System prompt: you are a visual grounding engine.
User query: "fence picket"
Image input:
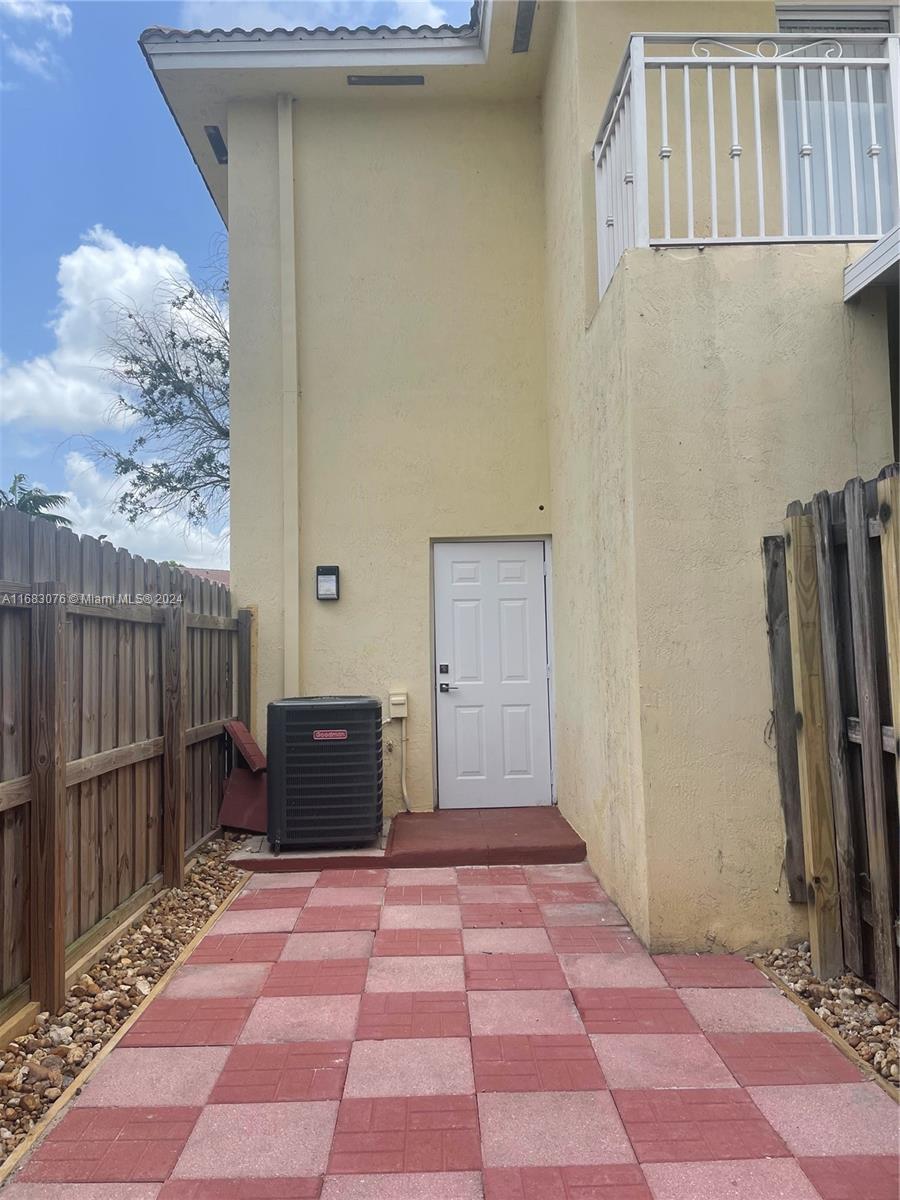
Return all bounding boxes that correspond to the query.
[845,478,898,1001]
[811,490,864,976]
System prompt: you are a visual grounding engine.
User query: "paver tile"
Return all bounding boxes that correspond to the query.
[456,867,528,886]
[528,884,608,904]
[540,903,627,927]
[384,886,459,905]
[747,1083,899,1156]
[231,889,312,910]
[172,1102,338,1178]
[214,909,302,935]
[612,1088,790,1163]
[464,954,566,990]
[478,1090,634,1166]
[592,1033,737,1089]
[386,867,458,885]
[365,955,465,992]
[379,905,462,929]
[295,907,381,933]
[189,934,287,964]
[121,998,253,1047]
[708,1033,863,1085]
[677,987,814,1033]
[472,1034,606,1092]
[262,960,369,996]
[461,905,543,928]
[572,988,698,1033]
[523,865,596,883]
[641,1158,822,1199]
[327,1095,481,1174]
[547,927,643,955]
[19,1107,200,1184]
[356,992,471,1039]
[209,1042,351,1102]
[482,1165,651,1199]
[468,989,585,1036]
[461,928,553,955]
[246,872,319,890]
[561,954,668,988]
[239,995,360,1043]
[797,1155,900,1199]
[373,929,464,956]
[321,1173,481,1199]
[653,955,769,988]
[163,963,271,999]
[344,1037,474,1097]
[457,886,533,905]
[159,1181,321,1198]
[281,932,375,960]
[4,1188,162,1200]
[305,888,385,908]
[318,870,387,888]
[78,1047,228,1107]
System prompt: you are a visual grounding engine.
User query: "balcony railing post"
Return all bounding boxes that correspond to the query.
[628,35,651,247]
[888,35,900,212]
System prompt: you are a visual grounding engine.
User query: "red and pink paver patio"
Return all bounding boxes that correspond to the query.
[6,862,897,1199]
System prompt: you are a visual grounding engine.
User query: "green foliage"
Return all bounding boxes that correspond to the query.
[0,474,73,526]
[92,276,229,527]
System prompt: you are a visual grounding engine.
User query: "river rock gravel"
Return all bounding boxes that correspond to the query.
[0,835,245,1166]
[757,942,898,1089]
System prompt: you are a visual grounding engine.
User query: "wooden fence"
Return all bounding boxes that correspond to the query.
[764,465,899,1005]
[0,507,251,1021]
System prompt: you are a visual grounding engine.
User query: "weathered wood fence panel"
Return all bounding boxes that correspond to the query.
[0,507,252,1017]
[765,465,900,1003]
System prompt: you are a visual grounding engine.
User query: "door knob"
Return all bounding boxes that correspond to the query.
[439,682,459,693]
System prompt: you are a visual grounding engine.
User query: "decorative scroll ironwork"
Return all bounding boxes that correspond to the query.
[691,38,843,60]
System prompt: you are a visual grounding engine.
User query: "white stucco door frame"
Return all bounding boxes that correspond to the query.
[431,537,555,809]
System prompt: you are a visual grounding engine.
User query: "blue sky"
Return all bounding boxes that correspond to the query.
[0,0,471,565]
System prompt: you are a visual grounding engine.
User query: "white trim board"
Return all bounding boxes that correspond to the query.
[844,225,900,298]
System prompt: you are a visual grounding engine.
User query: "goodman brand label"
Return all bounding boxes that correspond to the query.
[312,729,349,741]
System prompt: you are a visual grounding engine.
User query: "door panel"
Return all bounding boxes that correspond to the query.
[434,540,552,808]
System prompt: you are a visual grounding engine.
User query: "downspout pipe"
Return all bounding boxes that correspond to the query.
[277,94,301,695]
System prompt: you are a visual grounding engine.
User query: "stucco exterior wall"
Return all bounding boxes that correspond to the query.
[626,245,892,951]
[228,96,550,810]
[541,2,894,952]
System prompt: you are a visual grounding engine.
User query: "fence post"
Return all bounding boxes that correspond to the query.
[162,603,186,888]
[30,583,67,1012]
[237,608,254,730]
[878,468,900,821]
[762,535,806,902]
[846,477,898,1002]
[783,512,844,981]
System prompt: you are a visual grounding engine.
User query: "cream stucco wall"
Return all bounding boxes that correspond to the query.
[228,0,894,952]
[229,96,550,810]
[542,1,894,951]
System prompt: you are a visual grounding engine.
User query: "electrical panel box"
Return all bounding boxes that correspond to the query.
[389,692,408,719]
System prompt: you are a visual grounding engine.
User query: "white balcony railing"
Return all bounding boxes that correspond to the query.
[593,32,900,296]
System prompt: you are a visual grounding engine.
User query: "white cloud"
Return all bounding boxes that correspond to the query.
[0,0,72,83]
[0,0,72,36]
[5,35,57,77]
[1,226,191,432]
[61,451,229,569]
[177,0,451,33]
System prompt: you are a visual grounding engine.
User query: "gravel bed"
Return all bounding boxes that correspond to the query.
[0,835,246,1166]
[758,943,898,1088]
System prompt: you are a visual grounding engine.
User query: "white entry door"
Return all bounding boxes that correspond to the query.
[433,540,552,808]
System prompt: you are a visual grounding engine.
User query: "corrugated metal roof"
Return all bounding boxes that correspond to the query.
[140,1,480,46]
